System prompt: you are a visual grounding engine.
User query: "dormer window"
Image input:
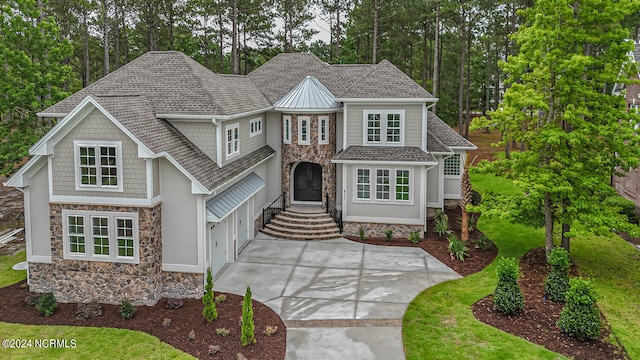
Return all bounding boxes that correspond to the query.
[74,141,123,192]
[364,110,404,145]
[226,123,240,158]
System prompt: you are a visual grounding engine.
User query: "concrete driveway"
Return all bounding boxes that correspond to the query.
[215,233,461,360]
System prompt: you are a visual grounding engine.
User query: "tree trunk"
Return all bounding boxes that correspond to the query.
[544,193,554,256]
[231,0,239,74]
[114,0,120,69]
[561,223,570,253]
[83,8,90,87]
[335,0,340,59]
[464,23,471,139]
[458,22,465,136]
[102,0,110,76]
[372,0,379,64]
[432,2,440,113]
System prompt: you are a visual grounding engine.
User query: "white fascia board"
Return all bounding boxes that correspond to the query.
[160,107,274,122]
[3,156,46,188]
[36,112,67,118]
[274,107,342,113]
[156,114,216,121]
[331,159,438,166]
[448,145,478,150]
[336,98,438,103]
[31,95,155,158]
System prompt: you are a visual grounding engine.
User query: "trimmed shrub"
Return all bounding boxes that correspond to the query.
[408,230,421,244]
[557,278,602,340]
[120,297,137,319]
[75,303,103,320]
[544,247,570,302]
[35,293,57,316]
[384,229,393,242]
[447,234,468,262]
[493,257,525,314]
[202,267,218,323]
[241,286,256,346]
[604,195,640,224]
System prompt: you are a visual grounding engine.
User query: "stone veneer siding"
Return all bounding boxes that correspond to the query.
[30,203,163,306]
[161,271,204,299]
[282,113,337,208]
[343,221,423,239]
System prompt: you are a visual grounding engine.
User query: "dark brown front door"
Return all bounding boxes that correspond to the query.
[294,162,322,201]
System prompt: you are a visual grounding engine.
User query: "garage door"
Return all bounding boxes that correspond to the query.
[210,219,228,276]
[237,202,249,251]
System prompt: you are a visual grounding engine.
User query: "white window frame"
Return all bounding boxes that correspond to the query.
[363,110,405,146]
[356,168,371,200]
[298,116,310,145]
[73,141,123,192]
[353,167,413,205]
[225,123,240,159]
[395,169,411,202]
[249,117,262,137]
[319,116,329,145]
[62,210,139,263]
[375,168,390,201]
[283,115,292,144]
[443,153,462,178]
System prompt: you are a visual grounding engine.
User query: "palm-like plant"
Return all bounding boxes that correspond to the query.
[460,155,477,241]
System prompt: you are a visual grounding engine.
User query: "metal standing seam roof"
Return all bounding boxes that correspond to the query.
[206,172,265,222]
[273,76,341,112]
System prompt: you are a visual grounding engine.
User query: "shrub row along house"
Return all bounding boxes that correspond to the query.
[5,52,476,305]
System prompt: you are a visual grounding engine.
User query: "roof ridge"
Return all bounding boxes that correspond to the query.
[179,52,223,116]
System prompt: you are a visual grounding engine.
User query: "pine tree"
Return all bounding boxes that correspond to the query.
[241,286,256,346]
[202,268,218,323]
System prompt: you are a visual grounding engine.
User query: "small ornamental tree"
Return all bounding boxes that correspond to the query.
[241,286,256,346]
[493,257,525,315]
[544,247,570,302]
[558,278,602,340]
[202,268,218,323]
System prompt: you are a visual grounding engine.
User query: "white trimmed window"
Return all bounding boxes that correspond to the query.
[319,116,329,145]
[444,154,461,177]
[283,115,292,144]
[395,170,410,201]
[364,110,404,145]
[74,141,123,192]
[356,169,370,199]
[298,116,310,145]
[250,117,262,137]
[376,169,390,200]
[226,123,240,158]
[62,210,139,263]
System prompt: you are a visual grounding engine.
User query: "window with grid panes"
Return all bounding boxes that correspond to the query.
[395,170,410,201]
[376,169,390,200]
[356,169,370,199]
[443,154,461,176]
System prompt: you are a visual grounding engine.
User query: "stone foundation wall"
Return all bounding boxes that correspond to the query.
[161,271,204,299]
[343,221,424,239]
[30,203,163,306]
[254,213,263,236]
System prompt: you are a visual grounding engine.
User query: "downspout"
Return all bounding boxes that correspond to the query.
[424,163,437,238]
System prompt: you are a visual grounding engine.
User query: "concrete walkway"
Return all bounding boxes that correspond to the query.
[215,233,461,360]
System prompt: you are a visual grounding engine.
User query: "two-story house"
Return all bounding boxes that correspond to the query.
[5,51,475,305]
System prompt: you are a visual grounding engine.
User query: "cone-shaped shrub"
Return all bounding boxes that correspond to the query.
[241,286,256,346]
[557,278,602,340]
[202,268,218,323]
[544,247,570,302]
[493,257,525,314]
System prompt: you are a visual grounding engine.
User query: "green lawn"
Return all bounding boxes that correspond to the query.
[0,251,193,359]
[403,172,640,359]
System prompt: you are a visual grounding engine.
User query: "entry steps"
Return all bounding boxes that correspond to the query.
[261,211,341,240]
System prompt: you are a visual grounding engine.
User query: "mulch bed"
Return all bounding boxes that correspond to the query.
[345,207,498,277]
[472,247,629,360]
[0,282,286,360]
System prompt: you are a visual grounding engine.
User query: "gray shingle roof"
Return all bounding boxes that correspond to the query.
[426,112,476,149]
[41,52,271,117]
[426,131,453,154]
[94,95,275,191]
[332,146,436,164]
[248,53,434,103]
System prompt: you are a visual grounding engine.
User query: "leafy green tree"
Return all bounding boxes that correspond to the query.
[202,268,218,323]
[0,0,73,174]
[241,286,256,346]
[472,0,640,254]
